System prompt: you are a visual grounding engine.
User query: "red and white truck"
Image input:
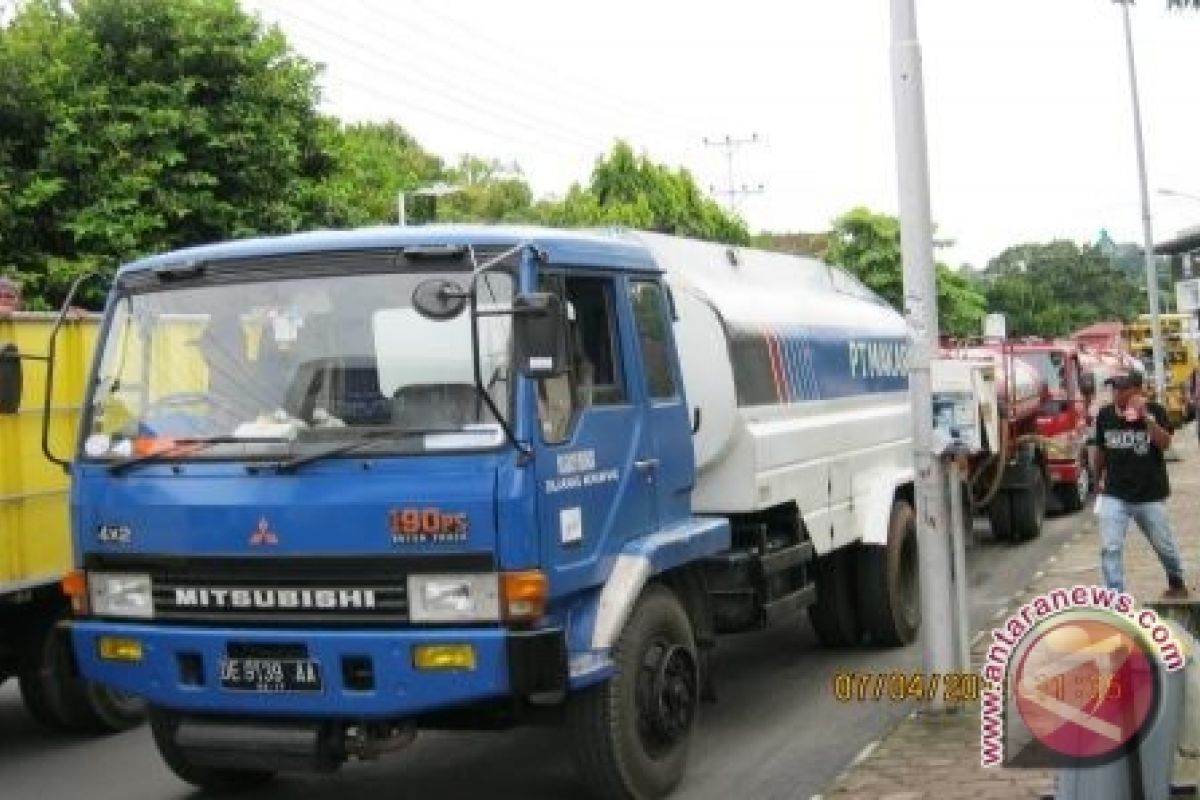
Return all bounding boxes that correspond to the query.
[941,338,1094,542]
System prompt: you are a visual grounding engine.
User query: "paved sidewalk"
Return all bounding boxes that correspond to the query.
[818,432,1200,800]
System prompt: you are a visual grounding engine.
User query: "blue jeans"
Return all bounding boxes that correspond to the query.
[1098,497,1185,592]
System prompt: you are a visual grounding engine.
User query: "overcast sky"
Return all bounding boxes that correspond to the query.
[242,0,1199,269]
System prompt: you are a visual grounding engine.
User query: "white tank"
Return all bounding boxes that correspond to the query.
[625,232,913,550]
[952,346,1044,420]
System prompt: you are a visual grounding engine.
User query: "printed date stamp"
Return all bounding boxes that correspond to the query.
[832,671,988,703]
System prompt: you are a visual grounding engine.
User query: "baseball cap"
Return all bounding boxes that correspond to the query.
[1105,371,1144,390]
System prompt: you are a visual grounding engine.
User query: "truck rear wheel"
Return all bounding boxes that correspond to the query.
[808,547,861,647]
[567,585,698,800]
[987,494,1014,542]
[858,500,920,646]
[1010,465,1046,542]
[149,708,277,792]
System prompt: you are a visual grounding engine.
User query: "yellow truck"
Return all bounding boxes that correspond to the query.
[0,311,143,732]
[1122,312,1199,428]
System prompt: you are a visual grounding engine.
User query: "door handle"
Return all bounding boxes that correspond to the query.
[634,458,660,473]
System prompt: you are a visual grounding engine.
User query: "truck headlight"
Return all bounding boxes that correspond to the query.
[89,572,154,619]
[407,574,500,623]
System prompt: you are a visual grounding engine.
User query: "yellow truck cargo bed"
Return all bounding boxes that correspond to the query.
[0,313,97,594]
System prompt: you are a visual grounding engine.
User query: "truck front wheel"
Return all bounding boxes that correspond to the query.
[149,708,276,792]
[1054,456,1090,513]
[17,614,144,733]
[567,585,698,800]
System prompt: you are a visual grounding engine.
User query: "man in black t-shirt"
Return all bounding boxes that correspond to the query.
[1094,370,1188,598]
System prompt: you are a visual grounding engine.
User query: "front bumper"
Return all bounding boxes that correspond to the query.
[1048,459,1081,486]
[71,620,566,719]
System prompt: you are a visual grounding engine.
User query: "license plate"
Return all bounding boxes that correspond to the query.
[219,658,323,693]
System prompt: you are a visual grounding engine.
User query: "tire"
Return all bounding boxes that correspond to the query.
[83,682,146,733]
[18,660,65,731]
[17,615,145,734]
[858,500,921,646]
[567,585,699,800]
[1054,457,1090,513]
[1011,464,1047,542]
[149,708,277,793]
[987,493,1014,542]
[18,617,95,732]
[807,547,861,647]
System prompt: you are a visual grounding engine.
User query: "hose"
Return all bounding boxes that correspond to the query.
[967,432,1058,511]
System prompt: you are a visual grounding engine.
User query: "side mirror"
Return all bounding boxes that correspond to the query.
[0,343,21,415]
[1078,371,1096,397]
[512,292,569,378]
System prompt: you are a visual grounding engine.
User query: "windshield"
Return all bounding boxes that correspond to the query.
[1021,351,1066,395]
[83,268,513,459]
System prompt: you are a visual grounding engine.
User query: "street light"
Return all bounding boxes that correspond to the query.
[1114,0,1167,402]
[397,182,461,226]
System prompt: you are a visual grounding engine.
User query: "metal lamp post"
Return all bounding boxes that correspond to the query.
[890,0,960,707]
[1115,0,1168,402]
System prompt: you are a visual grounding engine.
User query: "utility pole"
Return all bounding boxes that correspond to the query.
[703,133,764,211]
[890,0,959,709]
[1115,0,1167,402]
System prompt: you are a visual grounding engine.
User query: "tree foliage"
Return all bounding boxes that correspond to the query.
[0,0,343,306]
[980,241,1145,337]
[822,207,987,337]
[436,156,535,224]
[751,231,829,258]
[533,142,750,244]
[320,121,442,227]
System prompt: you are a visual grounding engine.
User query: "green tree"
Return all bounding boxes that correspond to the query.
[0,0,339,306]
[981,241,1144,337]
[436,156,535,223]
[320,121,442,227]
[752,231,830,258]
[823,207,987,337]
[534,141,750,245]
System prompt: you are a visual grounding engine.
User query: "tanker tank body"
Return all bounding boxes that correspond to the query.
[627,232,919,647]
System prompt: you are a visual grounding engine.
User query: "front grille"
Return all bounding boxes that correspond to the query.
[85,553,494,626]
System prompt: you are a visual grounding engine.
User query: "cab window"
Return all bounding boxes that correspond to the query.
[537,274,625,443]
[629,280,678,400]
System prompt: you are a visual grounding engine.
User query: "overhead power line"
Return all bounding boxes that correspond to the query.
[400,0,711,140]
[260,0,610,159]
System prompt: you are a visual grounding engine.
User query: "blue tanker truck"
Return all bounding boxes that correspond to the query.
[8,225,917,798]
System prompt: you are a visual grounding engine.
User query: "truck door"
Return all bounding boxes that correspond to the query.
[533,273,656,593]
[627,279,693,529]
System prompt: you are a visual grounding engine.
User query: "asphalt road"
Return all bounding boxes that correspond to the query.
[0,512,1085,800]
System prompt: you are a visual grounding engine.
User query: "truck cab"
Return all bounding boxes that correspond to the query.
[60,228,724,794]
[1017,342,1092,512]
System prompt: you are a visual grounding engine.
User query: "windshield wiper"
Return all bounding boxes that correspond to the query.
[107,436,288,475]
[273,428,471,475]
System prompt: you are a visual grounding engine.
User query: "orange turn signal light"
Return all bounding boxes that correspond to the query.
[61,569,89,615]
[501,570,548,622]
